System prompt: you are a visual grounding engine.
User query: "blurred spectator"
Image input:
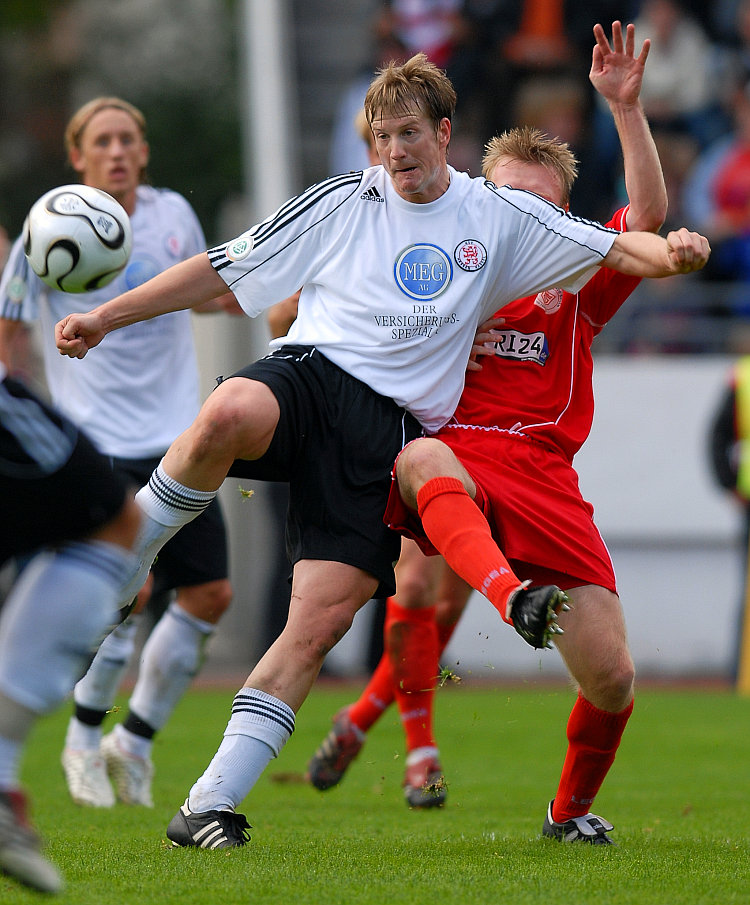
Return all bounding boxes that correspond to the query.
[373,0,479,97]
[586,1,725,228]
[372,1,486,170]
[483,0,583,140]
[329,33,408,175]
[633,0,725,148]
[708,354,750,678]
[683,73,750,289]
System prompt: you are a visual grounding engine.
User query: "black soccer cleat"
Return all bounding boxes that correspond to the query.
[507,582,569,649]
[542,800,615,845]
[166,800,251,849]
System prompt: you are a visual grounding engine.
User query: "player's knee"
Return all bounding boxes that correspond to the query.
[395,571,432,608]
[303,603,356,661]
[178,578,233,624]
[396,437,467,503]
[588,652,635,712]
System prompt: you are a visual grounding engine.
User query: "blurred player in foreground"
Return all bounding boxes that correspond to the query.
[0,97,236,809]
[309,22,665,843]
[0,367,141,892]
[55,51,708,849]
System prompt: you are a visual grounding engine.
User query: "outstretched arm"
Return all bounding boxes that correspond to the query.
[590,20,667,233]
[56,253,227,358]
[604,227,710,277]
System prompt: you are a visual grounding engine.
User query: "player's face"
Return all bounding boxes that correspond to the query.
[70,108,149,214]
[488,157,565,208]
[372,110,451,203]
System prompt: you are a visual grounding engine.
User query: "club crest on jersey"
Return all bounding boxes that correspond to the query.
[454,239,487,272]
[6,275,25,304]
[125,257,160,290]
[534,288,563,314]
[164,234,182,258]
[225,232,255,262]
[394,243,452,301]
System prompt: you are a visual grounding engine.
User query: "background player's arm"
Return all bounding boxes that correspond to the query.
[267,291,301,340]
[0,317,24,371]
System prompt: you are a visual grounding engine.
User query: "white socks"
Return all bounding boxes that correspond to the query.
[118,462,217,606]
[129,602,214,732]
[74,616,141,710]
[188,688,295,813]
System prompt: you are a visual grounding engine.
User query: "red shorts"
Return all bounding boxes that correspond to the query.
[384,428,617,594]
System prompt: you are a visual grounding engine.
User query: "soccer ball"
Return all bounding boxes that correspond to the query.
[23,184,132,293]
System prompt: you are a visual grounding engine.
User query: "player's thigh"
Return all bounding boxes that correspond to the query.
[395,436,476,509]
[286,558,379,647]
[191,376,281,461]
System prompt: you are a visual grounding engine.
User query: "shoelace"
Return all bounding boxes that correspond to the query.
[222,812,252,845]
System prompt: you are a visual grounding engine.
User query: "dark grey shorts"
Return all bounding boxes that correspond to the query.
[226,346,421,597]
[0,376,128,564]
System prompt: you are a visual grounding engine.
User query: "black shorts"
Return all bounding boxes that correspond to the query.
[112,455,229,594]
[0,376,128,565]
[226,346,422,597]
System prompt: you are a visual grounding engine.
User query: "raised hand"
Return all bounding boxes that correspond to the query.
[590,20,650,107]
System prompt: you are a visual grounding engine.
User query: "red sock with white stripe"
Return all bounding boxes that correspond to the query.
[386,600,439,752]
[416,477,521,623]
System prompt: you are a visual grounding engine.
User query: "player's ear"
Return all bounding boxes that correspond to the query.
[69,147,85,175]
[140,141,150,168]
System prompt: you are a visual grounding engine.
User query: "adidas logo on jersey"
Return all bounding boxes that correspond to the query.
[360,187,384,203]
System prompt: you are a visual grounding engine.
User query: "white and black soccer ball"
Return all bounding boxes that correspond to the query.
[23,184,132,293]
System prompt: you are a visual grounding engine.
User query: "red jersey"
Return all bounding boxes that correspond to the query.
[444,208,638,462]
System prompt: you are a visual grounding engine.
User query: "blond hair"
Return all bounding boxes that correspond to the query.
[64,97,148,181]
[364,52,456,130]
[482,126,578,206]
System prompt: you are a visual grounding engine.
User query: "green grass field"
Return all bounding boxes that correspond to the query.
[5,681,750,904]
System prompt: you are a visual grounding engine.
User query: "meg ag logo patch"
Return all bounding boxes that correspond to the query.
[394,243,452,301]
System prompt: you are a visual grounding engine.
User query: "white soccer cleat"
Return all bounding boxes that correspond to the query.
[61,747,115,808]
[100,731,154,807]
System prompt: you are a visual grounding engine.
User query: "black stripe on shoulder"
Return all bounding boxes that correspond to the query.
[484,179,619,244]
[209,172,364,272]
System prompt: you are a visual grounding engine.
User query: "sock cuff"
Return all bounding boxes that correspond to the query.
[577,692,634,725]
[387,599,437,625]
[416,476,468,517]
[225,688,295,756]
[136,462,217,528]
[166,601,214,636]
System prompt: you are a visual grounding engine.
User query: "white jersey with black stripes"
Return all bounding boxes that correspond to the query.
[210,166,617,432]
[0,186,206,458]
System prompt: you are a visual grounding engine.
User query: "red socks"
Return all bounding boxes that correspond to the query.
[348,598,459,746]
[386,599,439,752]
[552,693,634,822]
[416,477,520,623]
[348,652,394,732]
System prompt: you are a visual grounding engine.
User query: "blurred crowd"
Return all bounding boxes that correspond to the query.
[330,0,750,352]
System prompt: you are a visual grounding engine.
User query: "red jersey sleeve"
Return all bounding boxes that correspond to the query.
[576,207,641,333]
